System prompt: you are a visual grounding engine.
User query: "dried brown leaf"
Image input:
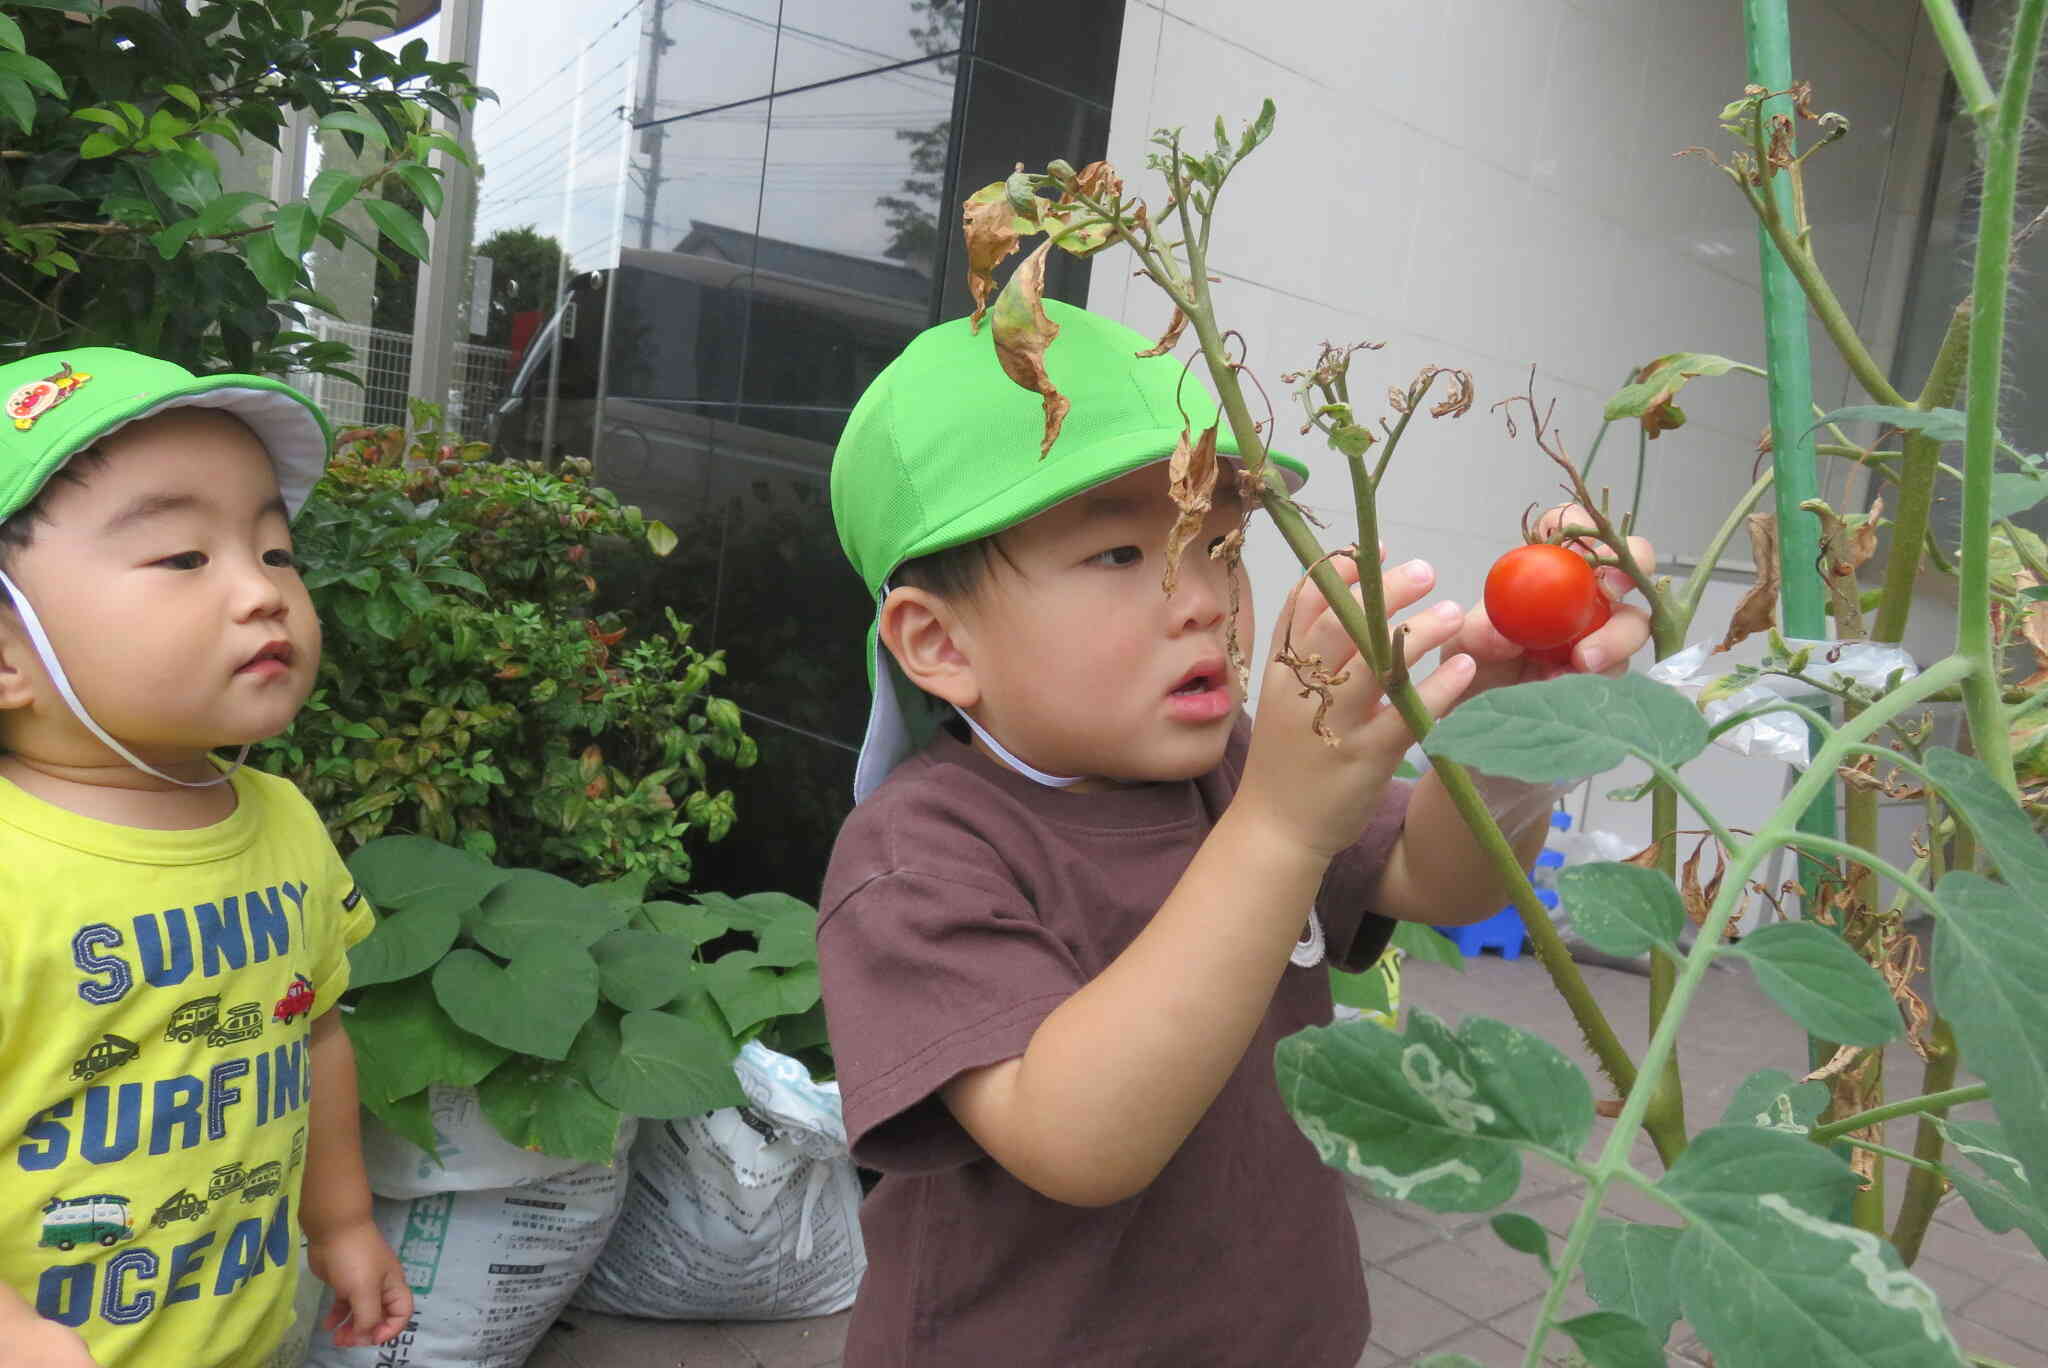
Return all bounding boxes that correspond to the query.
[1135,307,1189,359]
[1767,113,1796,168]
[1071,159,1123,204]
[1623,838,1668,869]
[1803,1043,1863,1083]
[1425,367,1475,419]
[1716,513,1780,652]
[1790,80,1818,120]
[989,239,1071,458]
[1680,837,1710,927]
[1594,1099,1624,1119]
[1163,424,1219,596]
[962,180,1026,329]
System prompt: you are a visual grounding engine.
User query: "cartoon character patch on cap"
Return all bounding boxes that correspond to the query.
[7,361,91,431]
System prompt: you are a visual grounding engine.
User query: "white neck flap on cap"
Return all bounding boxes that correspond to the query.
[0,568,244,788]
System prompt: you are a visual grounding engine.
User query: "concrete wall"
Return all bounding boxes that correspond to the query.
[1095,0,1956,916]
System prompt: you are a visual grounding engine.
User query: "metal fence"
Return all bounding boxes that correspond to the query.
[289,320,513,439]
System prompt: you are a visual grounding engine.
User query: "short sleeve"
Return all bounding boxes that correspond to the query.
[307,835,376,1015]
[1317,777,1414,972]
[820,861,1085,1175]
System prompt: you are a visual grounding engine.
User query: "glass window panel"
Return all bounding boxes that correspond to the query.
[935,58,1109,322]
[972,1,1123,105]
[772,0,964,90]
[742,62,954,408]
[639,0,779,120]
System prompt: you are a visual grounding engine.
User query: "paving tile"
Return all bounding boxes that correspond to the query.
[1997,1254,2048,1309]
[542,1312,759,1368]
[1353,1197,1450,1262]
[1354,1341,1399,1367]
[1951,1286,2048,1354]
[721,1314,852,1368]
[1488,1285,1596,1348]
[1362,1269,1482,1360]
[523,1335,583,1368]
[1414,1322,1527,1366]
[1905,1254,1991,1317]
[1921,1219,2045,1282]
[1949,1317,2047,1368]
[1381,1233,1554,1321]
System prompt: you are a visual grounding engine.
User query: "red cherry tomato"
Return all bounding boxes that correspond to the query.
[1483,543,1612,665]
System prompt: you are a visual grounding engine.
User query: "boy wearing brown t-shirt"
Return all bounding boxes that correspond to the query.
[821,303,1654,1366]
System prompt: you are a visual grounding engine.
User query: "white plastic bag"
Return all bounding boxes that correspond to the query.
[571,1042,866,1320]
[1649,638,1918,768]
[304,1089,635,1368]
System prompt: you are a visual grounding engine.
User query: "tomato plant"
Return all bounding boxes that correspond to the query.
[1482,543,1612,663]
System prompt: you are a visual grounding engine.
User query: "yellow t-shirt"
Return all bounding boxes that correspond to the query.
[0,767,374,1368]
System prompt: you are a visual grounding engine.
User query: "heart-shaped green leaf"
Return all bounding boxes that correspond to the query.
[431,947,598,1060]
[347,834,504,911]
[584,1009,744,1119]
[471,868,633,960]
[347,893,464,990]
[591,929,698,1011]
[475,1056,623,1166]
[343,980,509,1102]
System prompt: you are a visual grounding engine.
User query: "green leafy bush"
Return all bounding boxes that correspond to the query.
[1,0,483,376]
[254,403,756,896]
[342,836,828,1164]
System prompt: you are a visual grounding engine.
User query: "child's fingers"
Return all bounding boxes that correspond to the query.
[1405,652,1481,720]
[370,1275,416,1344]
[1567,601,1652,676]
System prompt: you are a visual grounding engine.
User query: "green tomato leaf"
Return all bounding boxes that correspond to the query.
[343,979,510,1104]
[1423,673,1707,785]
[1933,1118,2048,1261]
[1276,1011,1592,1212]
[1327,962,1393,1015]
[1582,1220,1683,1344]
[584,1008,745,1119]
[1719,1067,1829,1135]
[1924,748,2048,887]
[475,1054,623,1165]
[1808,404,1968,444]
[1558,1311,1669,1368]
[1992,470,2048,520]
[1934,870,2048,1235]
[1727,922,1902,1046]
[1489,1212,1551,1272]
[590,928,699,1011]
[1556,862,1685,957]
[1603,352,1743,423]
[431,946,598,1060]
[363,196,430,262]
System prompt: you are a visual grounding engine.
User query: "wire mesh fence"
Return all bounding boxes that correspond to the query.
[288,319,513,439]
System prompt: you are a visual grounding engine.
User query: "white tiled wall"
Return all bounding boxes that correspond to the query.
[1095,0,1954,905]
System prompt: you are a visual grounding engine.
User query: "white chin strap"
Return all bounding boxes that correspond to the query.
[951,706,1085,789]
[0,568,244,788]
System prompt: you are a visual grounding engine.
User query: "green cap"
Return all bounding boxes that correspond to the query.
[0,347,333,525]
[830,300,1307,800]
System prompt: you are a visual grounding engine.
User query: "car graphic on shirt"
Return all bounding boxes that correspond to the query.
[239,1162,284,1203]
[207,1163,249,1202]
[40,1195,131,1251]
[207,1000,265,1047]
[69,1033,140,1081]
[272,973,315,1025]
[149,1188,209,1229]
[166,995,222,1042]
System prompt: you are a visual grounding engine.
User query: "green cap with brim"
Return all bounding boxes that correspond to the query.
[830,299,1308,801]
[0,347,333,525]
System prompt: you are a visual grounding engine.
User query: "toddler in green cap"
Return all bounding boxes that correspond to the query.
[819,302,1655,1365]
[0,349,409,1366]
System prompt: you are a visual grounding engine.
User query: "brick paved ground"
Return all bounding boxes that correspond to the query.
[531,936,2048,1367]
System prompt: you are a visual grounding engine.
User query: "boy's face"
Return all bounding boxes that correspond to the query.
[0,409,320,763]
[950,462,1252,789]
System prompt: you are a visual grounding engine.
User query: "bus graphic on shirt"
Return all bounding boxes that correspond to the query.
[39,1195,132,1251]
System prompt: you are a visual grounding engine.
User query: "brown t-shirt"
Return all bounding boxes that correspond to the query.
[819,716,1411,1367]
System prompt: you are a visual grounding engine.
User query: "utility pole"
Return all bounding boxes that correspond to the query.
[634,0,671,250]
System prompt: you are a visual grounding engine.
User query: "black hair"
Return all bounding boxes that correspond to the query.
[0,442,112,572]
[893,535,1018,601]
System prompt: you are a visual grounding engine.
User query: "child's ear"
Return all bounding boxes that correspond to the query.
[0,607,36,712]
[879,586,980,710]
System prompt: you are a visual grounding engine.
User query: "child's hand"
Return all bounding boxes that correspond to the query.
[0,1320,101,1367]
[308,1218,413,1348]
[1449,503,1656,691]
[1240,547,1474,860]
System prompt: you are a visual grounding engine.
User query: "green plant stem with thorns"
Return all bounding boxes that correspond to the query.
[1069,137,1665,1149]
[1521,653,1972,1366]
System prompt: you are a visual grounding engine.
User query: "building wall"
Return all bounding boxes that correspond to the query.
[1096,0,1954,912]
